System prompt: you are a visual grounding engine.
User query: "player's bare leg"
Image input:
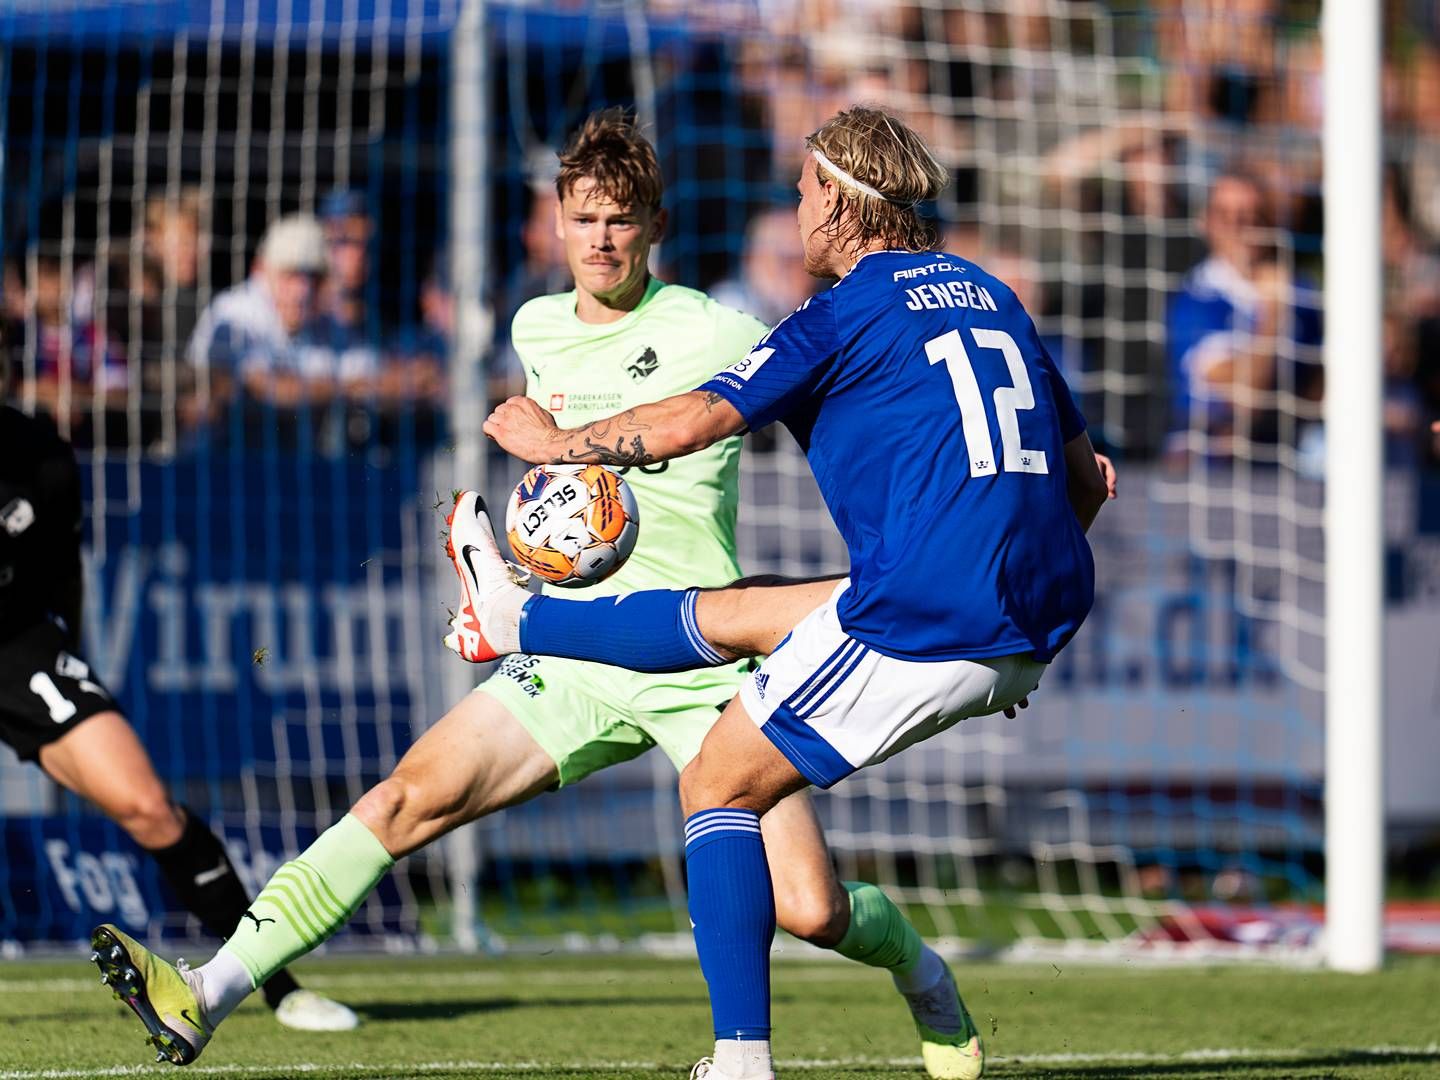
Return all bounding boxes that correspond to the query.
[200,690,557,1021]
[758,794,849,947]
[38,710,184,848]
[350,690,559,857]
[694,576,842,662]
[362,693,897,973]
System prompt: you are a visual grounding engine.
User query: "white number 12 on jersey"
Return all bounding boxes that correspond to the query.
[924,328,1048,478]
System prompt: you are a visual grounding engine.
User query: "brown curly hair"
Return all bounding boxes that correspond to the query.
[555,107,664,212]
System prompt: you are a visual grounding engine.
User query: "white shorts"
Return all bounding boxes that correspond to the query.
[739,580,1047,788]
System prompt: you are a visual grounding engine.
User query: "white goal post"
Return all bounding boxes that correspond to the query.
[1322,0,1384,975]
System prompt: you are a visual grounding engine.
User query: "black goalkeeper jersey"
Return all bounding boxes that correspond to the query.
[0,406,83,642]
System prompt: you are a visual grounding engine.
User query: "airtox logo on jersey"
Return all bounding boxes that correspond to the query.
[1,497,35,537]
[626,346,659,381]
[549,393,565,412]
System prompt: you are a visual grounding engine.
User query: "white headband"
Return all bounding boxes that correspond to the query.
[812,149,890,203]
[817,149,915,210]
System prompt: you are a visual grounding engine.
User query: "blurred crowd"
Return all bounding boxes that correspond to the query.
[1,189,449,454]
[3,0,1439,469]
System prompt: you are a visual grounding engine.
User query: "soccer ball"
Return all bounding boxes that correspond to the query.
[504,464,640,587]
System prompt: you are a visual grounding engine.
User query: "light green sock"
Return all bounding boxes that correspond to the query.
[219,814,395,987]
[831,881,924,979]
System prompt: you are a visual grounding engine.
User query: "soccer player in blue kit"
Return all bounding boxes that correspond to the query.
[466,106,1111,1080]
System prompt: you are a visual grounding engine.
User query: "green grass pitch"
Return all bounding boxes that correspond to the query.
[1,953,1437,1078]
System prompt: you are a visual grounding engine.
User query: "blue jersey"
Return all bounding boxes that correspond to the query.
[699,250,1094,662]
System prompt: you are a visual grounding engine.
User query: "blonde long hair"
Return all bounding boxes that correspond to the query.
[805,106,949,253]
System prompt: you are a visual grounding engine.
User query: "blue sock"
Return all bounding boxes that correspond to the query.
[519,588,728,672]
[684,808,774,1042]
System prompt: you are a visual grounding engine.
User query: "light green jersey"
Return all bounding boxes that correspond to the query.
[511,277,766,598]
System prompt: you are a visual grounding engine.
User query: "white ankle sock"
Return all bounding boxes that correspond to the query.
[893,943,946,995]
[193,949,255,1024]
[482,585,527,653]
[713,1039,773,1078]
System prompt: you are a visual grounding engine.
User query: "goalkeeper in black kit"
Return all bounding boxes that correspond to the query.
[0,402,356,1033]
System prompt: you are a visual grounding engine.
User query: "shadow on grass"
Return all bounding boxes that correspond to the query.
[355,994,705,1022]
[989,1048,1440,1077]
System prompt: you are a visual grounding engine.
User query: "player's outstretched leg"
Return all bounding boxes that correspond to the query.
[444,490,725,671]
[40,710,356,1032]
[443,491,836,674]
[90,814,394,1064]
[90,923,212,1066]
[142,807,357,1032]
[195,814,396,1027]
[761,796,983,1079]
[89,690,559,1065]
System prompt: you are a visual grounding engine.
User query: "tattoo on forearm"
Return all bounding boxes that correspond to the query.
[561,408,657,467]
[700,390,724,411]
[565,435,654,467]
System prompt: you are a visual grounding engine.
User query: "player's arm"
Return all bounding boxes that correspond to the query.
[490,298,834,465]
[485,389,745,467]
[1064,431,1110,532]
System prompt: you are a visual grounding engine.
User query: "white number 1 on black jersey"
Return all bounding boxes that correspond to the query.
[925,328,1049,478]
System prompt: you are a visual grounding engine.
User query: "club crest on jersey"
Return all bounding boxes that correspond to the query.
[549,393,565,412]
[626,346,660,380]
[1,497,35,537]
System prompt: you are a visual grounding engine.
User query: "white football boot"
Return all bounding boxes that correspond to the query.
[273,988,360,1032]
[443,490,529,663]
[689,1058,775,1080]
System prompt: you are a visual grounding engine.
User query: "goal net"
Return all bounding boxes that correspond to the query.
[3,1,1435,961]
[0,0,458,948]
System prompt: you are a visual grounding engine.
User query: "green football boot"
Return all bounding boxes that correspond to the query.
[90,924,212,1066]
[901,960,985,1079]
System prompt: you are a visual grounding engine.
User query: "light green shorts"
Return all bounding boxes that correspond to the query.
[478,653,750,787]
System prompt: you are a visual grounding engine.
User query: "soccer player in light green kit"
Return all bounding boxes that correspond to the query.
[88,109,983,1078]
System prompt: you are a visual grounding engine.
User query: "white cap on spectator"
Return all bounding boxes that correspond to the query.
[258,214,327,274]
[524,144,561,194]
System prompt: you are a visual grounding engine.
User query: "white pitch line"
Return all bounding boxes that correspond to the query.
[2,1048,1439,1080]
